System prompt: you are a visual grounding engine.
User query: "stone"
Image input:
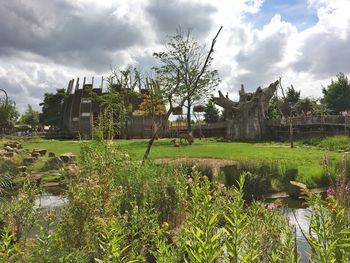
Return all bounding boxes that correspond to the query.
[23,157,36,165]
[4,146,14,152]
[48,152,56,158]
[4,141,21,149]
[60,153,77,163]
[288,181,308,199]
[31,152,41,158]
[18,166,27,172]
[4,152,14,158]
[32,149,47,156]
[44,157,64,170]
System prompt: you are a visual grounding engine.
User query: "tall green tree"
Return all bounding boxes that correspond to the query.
[204,100,219,123]
[153,28,221,132]
[0,98,19,132]
[19,104,40,129]
[322,72,350,113]
[39,89,67,129]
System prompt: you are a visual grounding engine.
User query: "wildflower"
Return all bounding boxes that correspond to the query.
[322,154,329,167]
[161,222,169,230]
[188,177,193,183]
[326,187,335,196]
[267,203,277,210]
[345,184,350,194]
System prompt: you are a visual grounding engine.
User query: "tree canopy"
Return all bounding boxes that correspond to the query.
[19,104,40,129]
[153,28,220,132]
[39,88,67,129]
[0,98,19,131]
[204,100,219,123]
[322,72,350,113]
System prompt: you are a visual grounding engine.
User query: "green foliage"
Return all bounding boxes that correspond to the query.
[300,135,350,151]
[154,28,220,131]
[19,104,40,129]
[303,192,350,262]
[0,98,19,131]
[204,100,220,123]
[139,79,166,117]
[39,88,67,129]
[322,72,350,113]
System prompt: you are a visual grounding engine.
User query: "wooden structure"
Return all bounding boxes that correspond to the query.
[213,80,279,140]
[61,77,168,139]
[268,115,350,139]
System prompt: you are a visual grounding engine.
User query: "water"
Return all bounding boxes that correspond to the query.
[36,190,312,262]
[271,197,311,263]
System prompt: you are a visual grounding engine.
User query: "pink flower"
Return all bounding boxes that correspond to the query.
[345,184,350,194]
[267,203,277,210]
[322,154,329,167]
[326,187,335,196]
[188,177,193,183]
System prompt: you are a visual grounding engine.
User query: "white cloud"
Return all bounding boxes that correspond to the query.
[0,0,350,113]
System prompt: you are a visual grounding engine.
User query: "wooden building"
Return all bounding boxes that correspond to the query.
[61,77,168,139]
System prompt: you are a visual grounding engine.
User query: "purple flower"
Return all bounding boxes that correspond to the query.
[345,184,350,194]
[267,203,277,210]
[322,154,329,167]
[188,177,193,183]
[326,187,335,196]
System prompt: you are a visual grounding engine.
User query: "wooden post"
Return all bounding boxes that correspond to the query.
[289,117,294,148]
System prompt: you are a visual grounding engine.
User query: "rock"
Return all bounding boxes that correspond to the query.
[288,181,308,199]
[60,153,77,163]
[4,152,14,158]
[4,146,14,152]
[32,149,47,156]
[48,152,56,158]
[18,166,27,172]
[23,157,36,165]
[31,152,41,158]
[43,157,64,170]
[174,142,180,147]
[4,141,22,149]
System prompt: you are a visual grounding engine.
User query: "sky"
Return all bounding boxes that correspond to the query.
[0,0,349,113]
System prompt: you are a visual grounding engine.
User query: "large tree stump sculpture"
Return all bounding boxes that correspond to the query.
[213,80,279,140]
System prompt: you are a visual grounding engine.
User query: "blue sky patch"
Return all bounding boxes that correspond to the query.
[245,0,319,31]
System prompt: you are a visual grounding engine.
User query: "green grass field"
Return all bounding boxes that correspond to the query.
[15,137,346,187]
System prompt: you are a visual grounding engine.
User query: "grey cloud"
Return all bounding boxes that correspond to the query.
[146,0,216,39]
[293,32,350,78]
[0,0,146,72]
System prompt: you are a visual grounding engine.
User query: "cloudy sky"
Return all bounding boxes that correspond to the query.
[0,0,349,113]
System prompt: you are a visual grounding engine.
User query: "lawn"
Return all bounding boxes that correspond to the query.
[15,137,346,187]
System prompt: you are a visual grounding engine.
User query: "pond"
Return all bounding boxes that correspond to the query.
[279,198,310,263]
[37,187,312,262]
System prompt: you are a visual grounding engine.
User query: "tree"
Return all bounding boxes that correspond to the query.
[153,28,221,132]
[322,72,350,113]
[19,105,40,129]
[39,89,67,129]
[295,98,317,114]
[142,26,222,162]
[204,100,219,123]
[268,83,301,118]
[0,98,19,132]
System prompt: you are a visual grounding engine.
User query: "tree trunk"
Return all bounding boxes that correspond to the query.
[187,98,191,133]
[213,81,279,140]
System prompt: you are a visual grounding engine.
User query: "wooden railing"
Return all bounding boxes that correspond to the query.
[267,115,350,127]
